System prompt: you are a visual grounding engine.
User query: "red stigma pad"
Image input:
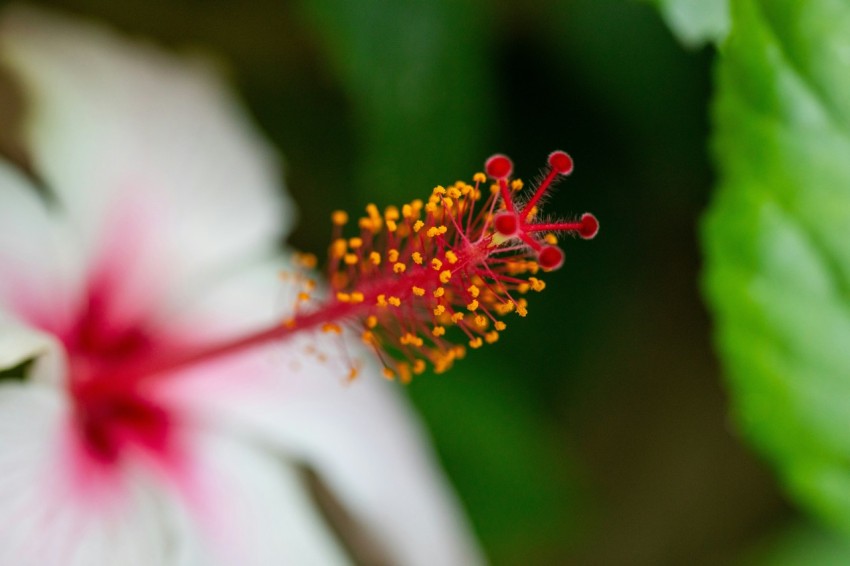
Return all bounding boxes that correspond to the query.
[548,150,574,175]
[485,154,513,179]
[493,212,519,237]
[579,213,599,239]
[538,246,565,271]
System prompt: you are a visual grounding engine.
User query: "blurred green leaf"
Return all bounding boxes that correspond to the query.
[300,0,493,204]
[741,522,850,566]
[649,0,729,47]
[704,0,850,534]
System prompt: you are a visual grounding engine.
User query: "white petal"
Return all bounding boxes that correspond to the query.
[0,159,82,331]
[0,384,177,566]
[161,341,483,565]
[157,256,483,565]
[0,6,292,327]
[167,431,351,566]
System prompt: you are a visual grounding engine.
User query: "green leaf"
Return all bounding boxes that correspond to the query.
[740,522,850,566]
[649,0,729,47]
[704,0,850,533]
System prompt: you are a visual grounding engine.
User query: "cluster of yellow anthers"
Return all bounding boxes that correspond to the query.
[290,151,598,383]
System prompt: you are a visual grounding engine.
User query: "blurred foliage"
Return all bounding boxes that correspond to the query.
[648,0,729,47]
[703,0,850,539]
[741,522,850,566]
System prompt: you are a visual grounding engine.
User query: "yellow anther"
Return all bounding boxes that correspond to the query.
[433,305,446,316]
[336,292,351,303]
[440,270,452,284]
[467,299,479,311]
[366,203,380,218]
[469,337,483,349]
[425,201,438,213]
[413,360,426,375]
[451,312,465,323]
[447,187,462,199]
[490,184,499,194]
[441,197,454,208]
[475,315,488,328]
[528,277,546,292]
[431,258,443,271]
[331,238,347,258]
[351,291,365,303]
[427,226,442,238]
[511,179,524,191]
[412,286,425,296]
[496,301,515,314]
[412,252,424,265]
[297,292,311,302]
[388,296,401,307]
[393,262,407,274]
[366,315,378,329]
[544,233,558,245]
[433,287,445,298]
[388,249,400,263]
[382,367,396,380]
[445,251,458,264]
[344,253,359,265]
[331,210,349,225]
[348,237,363,249]
[467,285,480,298]
[517,305,528,317]
[432,185,446,195]
[294,253,318,269]
[473,172,486,183]
[385,206,400,221]
[322,323,342,334]
[397,363,412,384]
[526,206,538,220]
[494,321,507,331]
[413,220,425,232]
[361,330,376,344]
[517,283,530,294]
[402,204,414,218]
[386,219,398,232]
[400,333,423,347]
[485,331,500,344]
[377,294,388,307]
[432,326,446,337]
[369,251,381,265]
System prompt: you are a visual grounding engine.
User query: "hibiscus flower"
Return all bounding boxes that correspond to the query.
[0,6,482,565]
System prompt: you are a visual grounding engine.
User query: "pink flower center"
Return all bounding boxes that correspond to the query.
[60,279,173,466]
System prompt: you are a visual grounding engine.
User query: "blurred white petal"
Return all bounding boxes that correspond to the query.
[0,160,82,331]
[160,258,483,566]
[169,431,351,566]
[0,5,293,329]
[0,384,176,566]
